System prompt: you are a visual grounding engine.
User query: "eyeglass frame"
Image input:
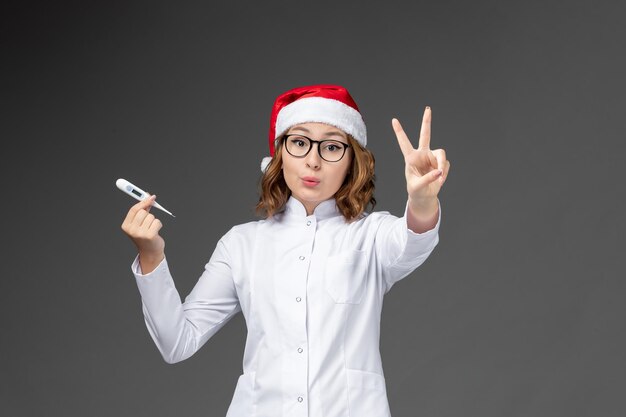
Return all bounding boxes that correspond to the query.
[281,134,351,162]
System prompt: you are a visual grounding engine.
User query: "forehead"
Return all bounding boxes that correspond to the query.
[287,122,347,138]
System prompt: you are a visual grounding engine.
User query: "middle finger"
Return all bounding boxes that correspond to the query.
[418,106,432,150]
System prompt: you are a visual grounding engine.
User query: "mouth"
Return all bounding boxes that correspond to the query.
[301,176,320,187]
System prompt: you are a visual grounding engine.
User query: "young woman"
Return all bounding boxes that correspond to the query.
[121,84,450,417]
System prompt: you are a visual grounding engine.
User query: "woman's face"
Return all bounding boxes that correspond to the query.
[281,122,352,215]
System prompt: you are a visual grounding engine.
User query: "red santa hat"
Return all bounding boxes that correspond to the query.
[261,84,367,171]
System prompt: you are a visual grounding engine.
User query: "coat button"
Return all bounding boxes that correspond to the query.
[299,255,305,260]
[296,297,302,302]
[297,347,303,353]
[297,396,303,402]
[306,220,311,226]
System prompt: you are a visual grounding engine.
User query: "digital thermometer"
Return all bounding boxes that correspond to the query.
[116,178,175,217]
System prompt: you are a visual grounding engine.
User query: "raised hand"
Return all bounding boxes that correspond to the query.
[392,106,450,203]
[121,194,165,273]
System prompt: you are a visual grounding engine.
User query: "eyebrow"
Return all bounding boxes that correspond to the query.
[288,126,347,139]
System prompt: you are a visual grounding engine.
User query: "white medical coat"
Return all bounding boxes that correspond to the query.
[131,196,441,417]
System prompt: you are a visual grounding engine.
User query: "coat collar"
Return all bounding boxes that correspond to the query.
[282,196,341,221]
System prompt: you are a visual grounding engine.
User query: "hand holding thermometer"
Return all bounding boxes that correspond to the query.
[116,178,175,217]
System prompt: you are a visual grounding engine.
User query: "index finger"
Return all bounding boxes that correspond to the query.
[392,118,415,158]
[418,106,431,150]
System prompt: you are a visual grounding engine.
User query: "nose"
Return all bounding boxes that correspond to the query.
[305,142,321,169]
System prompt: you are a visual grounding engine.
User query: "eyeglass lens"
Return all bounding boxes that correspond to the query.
[285,135,347,162]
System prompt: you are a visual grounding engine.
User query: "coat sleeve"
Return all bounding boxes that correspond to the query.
[131,237,241,364]
[374,200,441,293]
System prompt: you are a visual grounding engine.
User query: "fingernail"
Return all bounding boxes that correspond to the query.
[426,106,431,110]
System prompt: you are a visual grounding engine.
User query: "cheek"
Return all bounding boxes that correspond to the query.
[282,159,294,177]
[280,152,299,186]
[340,158,352,181]
[331,163,351,189]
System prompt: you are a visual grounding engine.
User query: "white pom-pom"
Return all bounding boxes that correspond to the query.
[260,156,272,172]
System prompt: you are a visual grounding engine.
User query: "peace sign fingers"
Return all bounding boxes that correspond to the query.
[418,106,432,150]
[392,117,414,158]
[393,106,433,155]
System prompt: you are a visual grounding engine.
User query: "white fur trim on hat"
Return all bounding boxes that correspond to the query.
[275,97,367,147]
[260,156,272,172]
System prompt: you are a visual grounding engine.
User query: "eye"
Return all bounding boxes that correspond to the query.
[323,142,344,152]
[289,137,307,147]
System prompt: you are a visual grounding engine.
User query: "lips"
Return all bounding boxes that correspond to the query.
[301,176,320,187]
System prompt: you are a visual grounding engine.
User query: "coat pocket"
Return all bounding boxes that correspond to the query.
[346,369,391,417]
[324,249,367,304]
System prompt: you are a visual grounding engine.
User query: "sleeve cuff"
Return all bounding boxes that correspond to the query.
[131,254,168,277]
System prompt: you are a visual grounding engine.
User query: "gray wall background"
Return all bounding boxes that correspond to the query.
[2,1,624,416]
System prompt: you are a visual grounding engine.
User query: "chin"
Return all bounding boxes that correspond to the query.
[295,191,328,203]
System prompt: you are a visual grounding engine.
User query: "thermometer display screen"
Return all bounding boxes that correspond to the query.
[132,189,142,197]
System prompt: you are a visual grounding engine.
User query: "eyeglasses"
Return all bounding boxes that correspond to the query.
[282,134,351,162]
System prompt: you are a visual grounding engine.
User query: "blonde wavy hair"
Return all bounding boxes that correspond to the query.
[256,134,376,222]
